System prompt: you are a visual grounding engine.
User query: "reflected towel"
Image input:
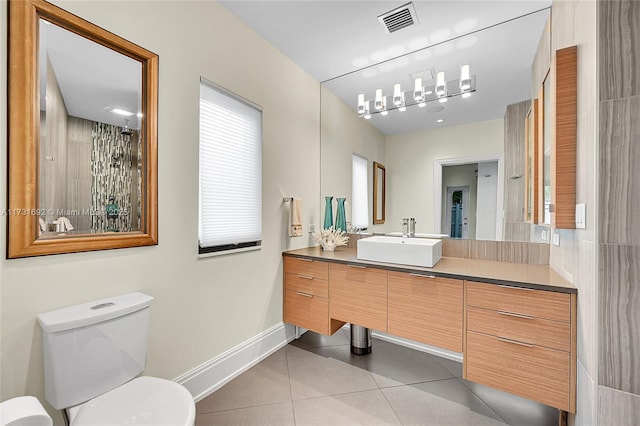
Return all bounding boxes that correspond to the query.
[57,216,74,232]
[289,197,303,237]
[38,217,46,236]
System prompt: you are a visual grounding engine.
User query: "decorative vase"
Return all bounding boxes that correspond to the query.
[335,198,347,232]
[323,196,334,230]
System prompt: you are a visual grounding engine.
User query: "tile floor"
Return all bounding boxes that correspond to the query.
[196,330,559,425]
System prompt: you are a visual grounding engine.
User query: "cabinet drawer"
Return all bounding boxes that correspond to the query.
[284,289,329,335]
[285,273,328,298]
[388,271,463,352]
[329,263,387,331]
[466,281,570,322]
[284,256,329,280]
[466,331,570,411]
[467,306,570,352]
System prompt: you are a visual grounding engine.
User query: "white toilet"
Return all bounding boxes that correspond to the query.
[37,292,195,426]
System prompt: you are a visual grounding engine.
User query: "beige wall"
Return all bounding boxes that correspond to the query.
[385,119,503,235]
[531,1,598,424]
[320,86,385,232]
[0,1,320,421]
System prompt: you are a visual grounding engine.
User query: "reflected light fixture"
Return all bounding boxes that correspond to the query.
[380,96,388,115]
[435,71,447,97]
[375,89,384,111]
[413,77,424,102]
[357,64,474,118]
[393,84,403,106]
[459,64,471,91]
[357,93,366,114]
[111,108,135,116]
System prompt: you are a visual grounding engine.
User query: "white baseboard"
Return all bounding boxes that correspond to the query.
[174,322,297,402]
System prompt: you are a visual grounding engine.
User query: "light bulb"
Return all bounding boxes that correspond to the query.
[374,89,383,111]
[413,77,424,102]
[393,84,403,106]
[459,64,471,91]
[357,94,365,114]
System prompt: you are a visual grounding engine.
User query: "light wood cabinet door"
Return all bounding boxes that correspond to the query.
[466,281,570,322]
[388,271,463,352]
[329,263,388,331]
[284,289,329,335]
[466,330,571,411]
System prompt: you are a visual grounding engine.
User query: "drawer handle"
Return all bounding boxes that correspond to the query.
[497,336,534,348]
[498,310,534,320]
[497,284,534,291]
[347,264,367,269]
[410,273,436,279]
[298,258,313,262]
[296,291,313,298]
[297,275,314,280]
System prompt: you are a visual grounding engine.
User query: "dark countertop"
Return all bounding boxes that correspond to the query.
[283,246,576,294]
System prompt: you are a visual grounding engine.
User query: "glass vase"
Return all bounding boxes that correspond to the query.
[323,196,334,230]
[335,198,347,232]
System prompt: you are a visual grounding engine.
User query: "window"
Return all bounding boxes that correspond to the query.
[199,79,262,255]
[351,154,369,230]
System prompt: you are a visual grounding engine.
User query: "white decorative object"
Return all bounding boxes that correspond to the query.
[312,227,349,252]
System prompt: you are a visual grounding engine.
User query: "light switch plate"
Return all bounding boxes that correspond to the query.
[541,229,549,242]
[575,203,586,229]
[309,224,317,233]
[553,232,560,246]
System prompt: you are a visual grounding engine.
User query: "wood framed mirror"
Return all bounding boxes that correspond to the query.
[8,0,158,258]
[373,161,385,224]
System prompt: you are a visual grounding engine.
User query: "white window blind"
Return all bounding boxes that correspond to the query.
[199,80,262,254]
[352,154,369,229]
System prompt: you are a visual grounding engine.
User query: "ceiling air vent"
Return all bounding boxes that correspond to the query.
[378,2,419,34]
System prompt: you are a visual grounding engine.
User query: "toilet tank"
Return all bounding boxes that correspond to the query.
[37,292,154,410]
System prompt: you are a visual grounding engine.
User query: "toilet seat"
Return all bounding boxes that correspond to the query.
[68,377,195,426]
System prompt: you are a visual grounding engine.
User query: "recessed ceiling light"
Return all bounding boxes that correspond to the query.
[462,92,472,98]
[399,106,406,112]
[418,102,426,108]
[437,119,444,123]
[111,108,135,116]
[439,98,448,103]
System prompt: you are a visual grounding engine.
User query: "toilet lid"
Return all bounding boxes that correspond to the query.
[70,377,195,426]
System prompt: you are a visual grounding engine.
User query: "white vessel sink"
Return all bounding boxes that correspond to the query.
[357,236,442,267]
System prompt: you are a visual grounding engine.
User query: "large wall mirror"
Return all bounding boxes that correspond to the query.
[320,7,550,242]
[8,0,158,258]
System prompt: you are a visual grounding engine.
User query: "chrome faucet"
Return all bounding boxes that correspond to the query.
[401,218,410,237]
[409,218,416,237]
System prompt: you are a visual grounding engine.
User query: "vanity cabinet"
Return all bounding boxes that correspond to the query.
[464,281,576,412]
[284,257,344,335]
[388,271,463,352]
[329,263,388,331]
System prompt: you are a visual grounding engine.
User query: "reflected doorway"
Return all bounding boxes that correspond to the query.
[446,186,469,239]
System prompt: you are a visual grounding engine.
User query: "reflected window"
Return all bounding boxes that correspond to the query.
[352,154,369,230]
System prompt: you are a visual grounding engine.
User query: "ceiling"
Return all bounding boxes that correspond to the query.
[39,19,142,130]
[220,0,552,135]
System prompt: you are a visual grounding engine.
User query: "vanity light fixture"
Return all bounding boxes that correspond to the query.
[356,64,474,118]
[374,89,384,111]
[393,84,403,106]
[435,71,447,97]
[357,94,366,114]
[459,64,471,91]
[380,96,388,115]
